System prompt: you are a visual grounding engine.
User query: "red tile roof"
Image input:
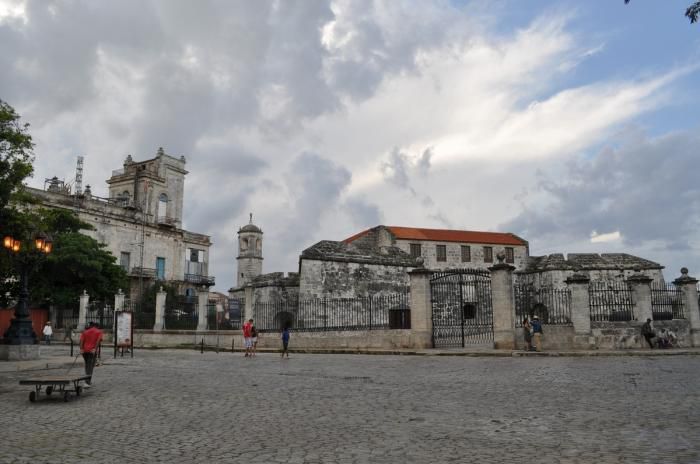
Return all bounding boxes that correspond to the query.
[344,226,527,246]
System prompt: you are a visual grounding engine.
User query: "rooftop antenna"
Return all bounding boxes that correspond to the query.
[74,155,84,196]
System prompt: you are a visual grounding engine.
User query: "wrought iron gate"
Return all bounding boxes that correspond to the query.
[430,269,493,347]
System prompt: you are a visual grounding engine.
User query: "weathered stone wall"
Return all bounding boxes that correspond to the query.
[394,239,528,271]
[511,325,575,351]
[299,259,410,298]
[518,268,664,289]
[591,320,690,349]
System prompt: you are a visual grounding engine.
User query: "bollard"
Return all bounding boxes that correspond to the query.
[232,338,235,354]
[70,338,74,357]
[200,338,204,354]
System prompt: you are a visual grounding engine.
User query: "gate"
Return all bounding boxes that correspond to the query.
[430,269,493,347]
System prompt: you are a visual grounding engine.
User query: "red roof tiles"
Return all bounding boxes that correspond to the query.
[344,226,527,246]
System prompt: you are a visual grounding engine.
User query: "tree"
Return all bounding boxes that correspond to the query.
[624,0,700,23]
[0,99,34,210]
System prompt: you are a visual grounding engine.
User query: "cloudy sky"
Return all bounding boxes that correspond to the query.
[2,0,699,292]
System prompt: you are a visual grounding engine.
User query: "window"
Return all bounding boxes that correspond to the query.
[461,245,471,263]
[410,243,422,258]
[158,193,168,218]
[120,252,130,271]
[156,257,165,280]
[436,245,447,262]
[483,246,493,263]
[188,248,203,263]
[505,247,514,263]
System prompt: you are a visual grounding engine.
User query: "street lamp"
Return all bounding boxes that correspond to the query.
[2,232,53,345]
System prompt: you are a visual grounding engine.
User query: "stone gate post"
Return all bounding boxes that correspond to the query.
[565,271,595,349]
[78,290,89,331]
[114,289,125,312]
[628,272,653,322]
[244,285,254,323]
[197,288,209,332]
[489,254,516,350]
[673,268,700,347]
[153,287,166,332]
[409,267,433,349]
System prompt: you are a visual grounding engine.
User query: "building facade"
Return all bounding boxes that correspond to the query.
[29,149,214,300]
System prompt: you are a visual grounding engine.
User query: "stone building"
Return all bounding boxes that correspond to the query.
[28,148,214,300]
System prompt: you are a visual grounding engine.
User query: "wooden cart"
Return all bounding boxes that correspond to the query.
[19,375,91,402]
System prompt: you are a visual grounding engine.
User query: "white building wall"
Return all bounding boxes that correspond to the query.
[393,239,528,271]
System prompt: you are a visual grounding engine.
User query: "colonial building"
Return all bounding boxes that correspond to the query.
[28,148,214,300]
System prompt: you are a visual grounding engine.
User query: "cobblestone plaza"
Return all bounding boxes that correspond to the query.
[1,348,699,463]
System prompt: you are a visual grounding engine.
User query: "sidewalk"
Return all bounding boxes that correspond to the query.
[3,345,700,372]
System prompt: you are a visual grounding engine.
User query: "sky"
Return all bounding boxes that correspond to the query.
[1,0,699,293]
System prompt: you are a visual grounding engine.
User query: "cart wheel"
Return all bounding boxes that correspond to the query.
[76,386,82,396]
[29,391,36,402]
[46,386,53,396]
[63,391,70,402]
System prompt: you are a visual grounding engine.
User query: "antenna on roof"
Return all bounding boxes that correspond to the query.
[75,155,84,196]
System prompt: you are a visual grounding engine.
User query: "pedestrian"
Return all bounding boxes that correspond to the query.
[42,321,53,345]
[531,315,543,352]
[641,318,655,349]
[251,324,258,356]
[79,322,103,386]
[242,318,253,357]
[281,326,290,358]
[522,318,533,351]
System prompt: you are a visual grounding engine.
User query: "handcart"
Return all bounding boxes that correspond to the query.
[19,375,92,402]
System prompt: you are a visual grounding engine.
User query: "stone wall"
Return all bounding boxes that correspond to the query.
[394,239,528,271]
[299,259,410,298]
[591,320,690,349]
[518,268,664,289]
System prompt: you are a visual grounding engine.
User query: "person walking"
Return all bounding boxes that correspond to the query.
[242,318,253,357]
[531,316,543,352]
[641,318,655,349]
[281,326,290,358]
[522,318,533,351]
[79,322,103,386]
[42,321,53,345]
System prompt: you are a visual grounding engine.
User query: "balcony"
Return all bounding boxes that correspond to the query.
[157,216,178,227]
[128,267,157,278]
[184,274,215,286]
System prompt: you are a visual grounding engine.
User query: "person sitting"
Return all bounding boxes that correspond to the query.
[641,318,655,349]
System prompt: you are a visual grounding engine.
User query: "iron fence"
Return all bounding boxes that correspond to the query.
[120,300,155,330]
[589,281,635,322]
[86,301,114,330]
[253,293,410,333]
[164,295,198,330]
[514,285,572,326]
[54,308,79,330]
[206,298,243,330]
[651,282,686,320]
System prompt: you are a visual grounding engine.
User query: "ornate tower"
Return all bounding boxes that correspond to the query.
[236,213,263,287]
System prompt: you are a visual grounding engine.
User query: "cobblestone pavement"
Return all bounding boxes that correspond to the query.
[1,347,699,464]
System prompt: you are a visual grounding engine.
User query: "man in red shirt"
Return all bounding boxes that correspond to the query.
[242,318,253,357]
[80,322,103,385]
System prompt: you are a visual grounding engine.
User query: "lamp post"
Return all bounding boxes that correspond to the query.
[2,232,52,345]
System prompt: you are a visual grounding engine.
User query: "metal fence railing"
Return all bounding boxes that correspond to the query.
[253,293,410,333]
[206,298,244,330]
[54,308,79,330]
[589,281,635,322]
[86,301,114,330]
[514,285,572,326]
[651,282,686,320]
[164,296,198,330]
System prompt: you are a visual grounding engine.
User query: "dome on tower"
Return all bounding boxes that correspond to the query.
[238,213,262,234]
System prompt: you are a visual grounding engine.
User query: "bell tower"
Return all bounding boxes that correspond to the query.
[236,213,263,287]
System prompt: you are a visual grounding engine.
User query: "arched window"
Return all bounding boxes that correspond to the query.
[158,193,168,219]
[240,238,248,251]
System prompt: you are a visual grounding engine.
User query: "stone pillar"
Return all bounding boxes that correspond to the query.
[409,267,433,349]
[489,254,516,350]
[78,290,89,331]
[49,304,58,327]
[114,289,125,312]
[197,288,209,332]
[244,285,254,323]
[153,287,166,332]
[674,268,700,347]
[628,272,653,322]
[566,272,592,334]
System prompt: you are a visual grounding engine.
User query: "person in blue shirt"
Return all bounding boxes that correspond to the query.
[281,326,290,359]
[531,316,543,352]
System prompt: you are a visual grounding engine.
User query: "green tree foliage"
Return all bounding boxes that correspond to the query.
[0,99,34,209]
[624,0,700,23]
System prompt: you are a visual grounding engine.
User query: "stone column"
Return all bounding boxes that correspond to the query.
[566,272,592,334]
[197,288,209,332]
[628,272,653,322]
[674,267,700,347]
[244,285,254,323]
[153,287,166,332]
[114,289,125,312]
[78,290,89,331]
[49,304,58,327]
[489,254,516,350]
[409,267,433,349]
